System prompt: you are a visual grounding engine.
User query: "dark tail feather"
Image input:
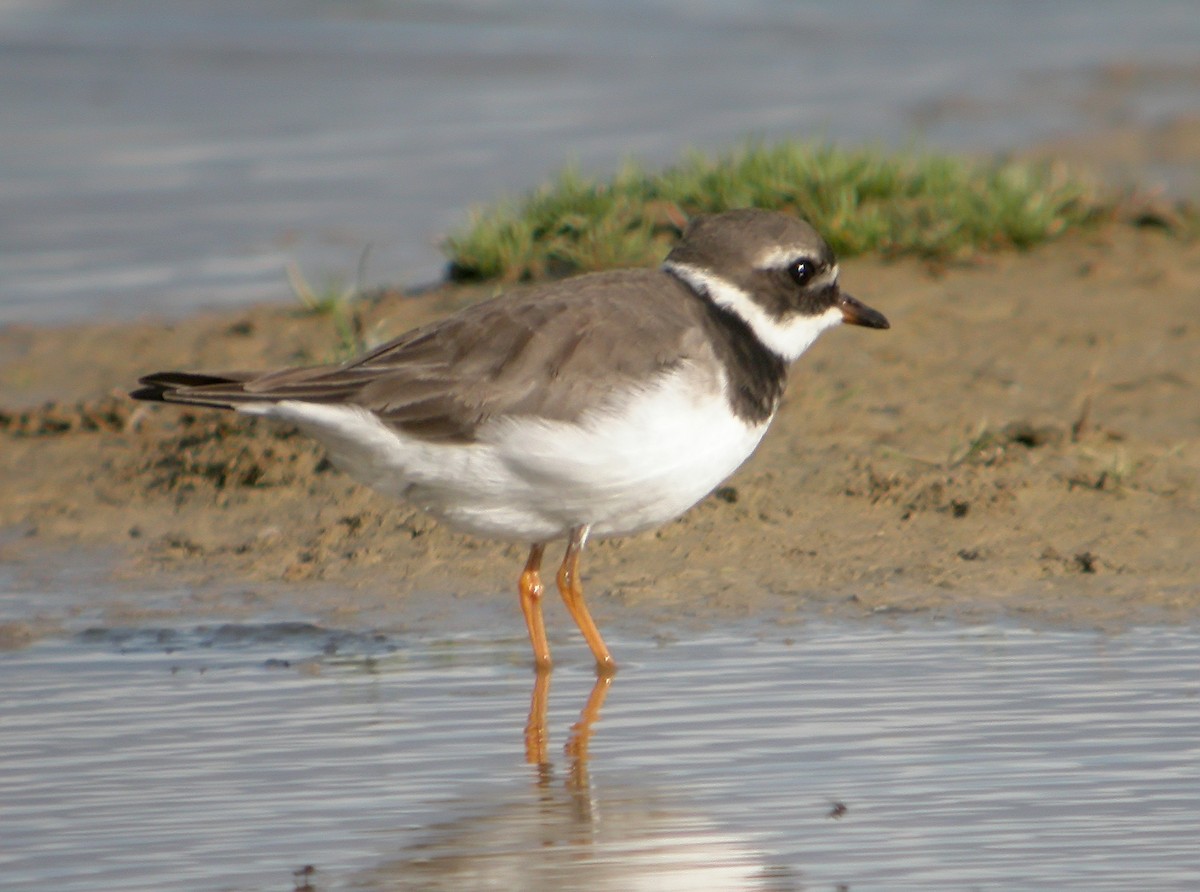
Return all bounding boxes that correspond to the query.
[130,371,256,410]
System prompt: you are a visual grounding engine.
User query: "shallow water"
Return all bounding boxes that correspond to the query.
[3,617,1199,890]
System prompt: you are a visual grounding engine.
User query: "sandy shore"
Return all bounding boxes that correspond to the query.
[2,215,1198,645]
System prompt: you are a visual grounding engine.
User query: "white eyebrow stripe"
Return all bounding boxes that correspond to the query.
[753,246,808,267]
[663,260,844,363]
[812,263,839,288]
[752,246,840,288]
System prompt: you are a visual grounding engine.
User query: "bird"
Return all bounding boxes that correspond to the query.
[131,208,889,674]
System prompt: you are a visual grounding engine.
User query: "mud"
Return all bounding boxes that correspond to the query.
[3,216,1198,640]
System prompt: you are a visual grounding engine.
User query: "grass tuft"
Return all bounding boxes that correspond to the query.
[443,141,1113,282]
[286,248,372,360]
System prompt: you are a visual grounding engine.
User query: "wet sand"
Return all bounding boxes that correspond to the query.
[2,212,1197,644]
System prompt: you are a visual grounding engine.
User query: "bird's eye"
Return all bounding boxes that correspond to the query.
[788,259,816,287]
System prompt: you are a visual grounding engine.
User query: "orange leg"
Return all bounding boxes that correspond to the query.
[519,543,552,672]
[524,670,551,767]
[555,525,617,675]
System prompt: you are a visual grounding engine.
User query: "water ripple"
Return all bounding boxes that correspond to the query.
[2,623,1198,890]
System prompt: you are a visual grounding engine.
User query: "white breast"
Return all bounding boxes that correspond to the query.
[240,364,770,543]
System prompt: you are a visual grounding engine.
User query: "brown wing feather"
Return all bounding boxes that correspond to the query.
[132,269,714,443]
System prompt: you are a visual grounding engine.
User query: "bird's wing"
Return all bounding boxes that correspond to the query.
[135,269,711,443]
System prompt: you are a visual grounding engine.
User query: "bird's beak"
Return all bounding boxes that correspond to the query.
[839,292,890,329]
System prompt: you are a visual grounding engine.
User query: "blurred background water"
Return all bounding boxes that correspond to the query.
[2,0,1199,323]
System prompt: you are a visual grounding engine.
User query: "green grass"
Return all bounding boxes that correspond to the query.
[286,250,371,361]
[443,141,1114,282]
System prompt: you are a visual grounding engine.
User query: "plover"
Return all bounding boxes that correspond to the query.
[132,208,889,673]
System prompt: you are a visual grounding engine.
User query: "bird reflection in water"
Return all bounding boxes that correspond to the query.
[524,670,610,783]
[350,672,798,891]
